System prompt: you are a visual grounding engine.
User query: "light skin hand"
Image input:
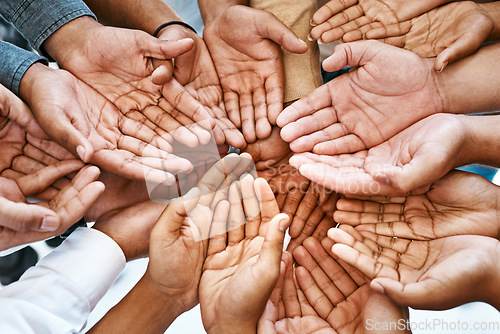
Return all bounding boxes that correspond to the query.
[203,5,308,143]
[333,170,500,241]
[44,16,216,148]
[359,1,494,71]
[19,63,193,184]
[293,237,409,333]
[328,225,500,310]
[199,176,291,334]
[278,41,443,157]
[0,165,104,251]
[156,25,245,149]
[289,113,472,195]
[310,0,450,43]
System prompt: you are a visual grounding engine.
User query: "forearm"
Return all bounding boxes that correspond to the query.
[83,0,181,35]
[436,43,500,114]
[89,272,183,333]
[198,0,248,24]
[461,115,500,168]
[480,1,500,40]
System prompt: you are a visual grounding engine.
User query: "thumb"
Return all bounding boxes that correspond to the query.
[141,33,194,59]
[434,33,482,72]
[323,40,384,72]
[258,213,291,271]
[371,278,439,309]
[156,187,200,233]
[258,12,308,54]
[0,197,60,232]
[45,117,94,163]
[151,60,174,85]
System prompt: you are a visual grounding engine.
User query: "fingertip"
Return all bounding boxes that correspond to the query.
[370,280,385,294]
[151,65,173,85]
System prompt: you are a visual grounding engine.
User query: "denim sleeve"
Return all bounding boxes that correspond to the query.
[0,0,96,53]
[0,41,47,96]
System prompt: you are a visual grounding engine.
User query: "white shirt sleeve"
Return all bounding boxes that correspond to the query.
[0,227,126,334]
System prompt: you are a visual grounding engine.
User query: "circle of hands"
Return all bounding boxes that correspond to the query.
[2,2,500,333]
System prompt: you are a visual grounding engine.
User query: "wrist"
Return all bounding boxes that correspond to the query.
[199,1,247,26]
[157,24,199,42]
[207,322,256,334]
[142,270,186,318]
[43,16,102,65]
[18,62,50,105]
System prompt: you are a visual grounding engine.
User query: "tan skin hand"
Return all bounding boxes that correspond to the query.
[329,225,500,310]
[333,170,500,241]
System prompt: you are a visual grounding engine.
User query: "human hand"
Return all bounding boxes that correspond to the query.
[156,25,245,149]
[199,175,291,333]
[310,0,448,43]
[20,64,192,184]
[44,17,216,148]
[278,40,443,156]
[333,170,500,241]
[289,113,473,195]
[328,225,500,310]
[361,1,495,71]
[257,252,336,334]
[203,5,308,143]
[293,237,409,333]
[0,165,104,251]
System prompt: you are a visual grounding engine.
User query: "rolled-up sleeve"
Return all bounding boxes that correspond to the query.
[0,0,96,53]
[0,41,47,95]
[0,227,126,334]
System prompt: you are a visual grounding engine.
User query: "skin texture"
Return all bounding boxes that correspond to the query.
[333,170,500,241]
[202,5,308,143]
[277,41,443,157]
[258,241,409,333]
[20,64,192,184]
[289,114,471,195]
[156,26,245,149]
[310,0,449,43]
[0,165,104,251]
[328,225,500,310]
[44,17,216,149]
[199,176,291,333]
[358,1,495,71]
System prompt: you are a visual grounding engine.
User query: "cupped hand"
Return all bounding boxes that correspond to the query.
[21,64,193,184]
[199,175,291,333]
[278,40,443,156]
[310,0,447,43]
[293,237,409,333]
[362,1,494,71]
[0,165,104,251]
[156,25,245,149]
[289,113,471,195]
[328,225,500,310]
[333,170,500,241]
[203,5,308,143]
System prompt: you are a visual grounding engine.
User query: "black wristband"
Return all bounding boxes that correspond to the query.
[153,21,197,37]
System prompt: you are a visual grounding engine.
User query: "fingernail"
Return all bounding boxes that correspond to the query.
[371,281,385,294]
[375,172,390,185]
[41,216,59,232]
[307,34,314,42]
[179,38,193,43]
[279,217,289,232]
[318,38,324,45]
[439,61,448,73]
[76,145,86,162]
[299,38,308,47]
[310,19,317,27]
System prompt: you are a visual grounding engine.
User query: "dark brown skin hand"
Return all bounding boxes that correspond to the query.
[278,41,443,157]
[310,0,448,43]
[359,1,495,71]
[293,237,409,334]
[333,170,500,241]
[329,225,500,310]
[156,25,245,149]
[203,5,308,143]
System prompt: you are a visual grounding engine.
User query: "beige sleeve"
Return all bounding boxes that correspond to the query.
[249,0,322,103]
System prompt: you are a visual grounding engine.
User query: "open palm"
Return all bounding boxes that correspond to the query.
[278,41,443,156]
